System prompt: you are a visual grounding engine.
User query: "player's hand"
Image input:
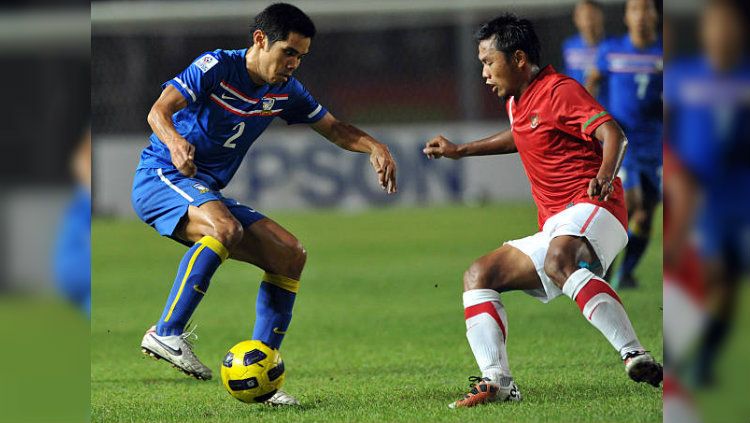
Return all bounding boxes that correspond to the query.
[370,144,397,194]
[588,176,614,201]
[170,138,197,177]
[423,135,461,159]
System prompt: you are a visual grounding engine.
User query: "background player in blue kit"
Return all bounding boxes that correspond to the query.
[132,3,397,405]
[587,0,662,289]
[54,129,91,317]
[562,0,609,104]
[665,0,750,387]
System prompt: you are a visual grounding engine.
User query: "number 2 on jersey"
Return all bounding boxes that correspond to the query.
[634,73,650,100]
[223,122,245,149]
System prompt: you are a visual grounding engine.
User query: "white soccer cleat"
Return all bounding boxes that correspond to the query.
[448,376,522,409]
[624,351,663,387]
[140,325,212,380]
[265,390,300,406]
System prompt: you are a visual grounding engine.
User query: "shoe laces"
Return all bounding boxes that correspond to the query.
[179,324,199,348]
[623,350,650,361]
[467,375,489,388]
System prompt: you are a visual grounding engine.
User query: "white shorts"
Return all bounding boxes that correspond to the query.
[505,203,628,303]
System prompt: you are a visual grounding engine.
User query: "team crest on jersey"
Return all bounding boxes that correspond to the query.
[530,114,540,129]
[262,97,276,111]
[195,54,218,73]
[193,183,210,194]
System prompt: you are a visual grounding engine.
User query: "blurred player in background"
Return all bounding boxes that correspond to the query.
[587,0,663,289]
[423,13,662,409]
[132,3,396,405]
[665,0,749,390]
[53,128,91,317]
[562,0,609,103]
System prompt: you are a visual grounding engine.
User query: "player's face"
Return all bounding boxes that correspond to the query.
[574,3,604,41]
[478,38,522,99]
[701,3,745,69]
[625,0,658,36]
[260,32,311,84]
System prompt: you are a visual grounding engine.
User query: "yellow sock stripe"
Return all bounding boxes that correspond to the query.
[164,244,207,322]
[263,272,300,293]
[198,235,229,262]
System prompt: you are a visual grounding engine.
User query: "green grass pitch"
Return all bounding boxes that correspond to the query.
[92,203,662,422]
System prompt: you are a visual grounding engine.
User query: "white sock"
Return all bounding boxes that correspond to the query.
[562,268,643,359]
[463,289,511,380]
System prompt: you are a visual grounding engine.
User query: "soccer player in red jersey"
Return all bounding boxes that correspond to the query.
[423,14,663,408]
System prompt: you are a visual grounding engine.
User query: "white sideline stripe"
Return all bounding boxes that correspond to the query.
[157,168,194,202]
[174,77,197,102]
[307,104,323,119]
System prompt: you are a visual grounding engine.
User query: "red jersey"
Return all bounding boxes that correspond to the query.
[506,65,627,230]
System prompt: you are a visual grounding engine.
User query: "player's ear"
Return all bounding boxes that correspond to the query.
[513,50,526,68]
[252,29,266,49]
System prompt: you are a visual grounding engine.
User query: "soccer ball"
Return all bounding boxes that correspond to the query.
[220,340,285,403]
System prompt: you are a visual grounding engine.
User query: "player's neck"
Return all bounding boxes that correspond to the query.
[582,31,603,46]
[629,30,656,50]
[516,65,541,101]
[245,48,267,86]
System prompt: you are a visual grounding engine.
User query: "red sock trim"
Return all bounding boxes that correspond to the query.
[465,302,506,339]
[574,278,622,312]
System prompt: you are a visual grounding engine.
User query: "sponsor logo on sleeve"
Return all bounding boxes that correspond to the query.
[195,54,219,73]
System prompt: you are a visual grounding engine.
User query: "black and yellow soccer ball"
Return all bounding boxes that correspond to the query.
[220,340,285,403]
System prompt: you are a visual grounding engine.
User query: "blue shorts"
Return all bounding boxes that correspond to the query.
[619,155,662,203]
[131,167,266,241]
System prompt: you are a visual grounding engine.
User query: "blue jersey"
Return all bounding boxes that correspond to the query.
[138,48,328,190]
[665,56,750,217]
[562,34,608,105]
[596,35,663,161]
[54,187,91,315]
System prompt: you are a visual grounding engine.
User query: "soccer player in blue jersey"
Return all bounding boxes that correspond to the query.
[54,129,91,316]
[132,3,397,405]
[586,0,662,289]
[665,0,750,387]
[562,0,609,103]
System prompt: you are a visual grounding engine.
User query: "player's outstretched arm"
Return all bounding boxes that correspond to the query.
[589,120,628,201]
[311,112,397,193]
[422,129,517,160]
[147,85,196,177]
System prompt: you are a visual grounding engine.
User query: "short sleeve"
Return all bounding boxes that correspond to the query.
[163,52,225,104]
[550,78,613,141]
[279,78,328,125]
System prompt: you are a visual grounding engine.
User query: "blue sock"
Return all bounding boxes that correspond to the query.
[618,229,649,279]
[156,236,229,336]
[252,273,299,349]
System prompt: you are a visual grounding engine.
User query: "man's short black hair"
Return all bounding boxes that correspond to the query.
[475,13,541,65]
[251,3,316,45]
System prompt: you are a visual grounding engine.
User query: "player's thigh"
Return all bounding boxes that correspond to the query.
[544,235,599,285]
[465,244,543,292]
[230,217,306,279]
[174,200,243,246]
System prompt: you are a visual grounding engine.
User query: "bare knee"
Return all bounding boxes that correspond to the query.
[266,239,307,279]
[285,240,307,277]
[543,246,575,289]
[463,260,500,291]
[210,218,244,248]
[631,210,653,235]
